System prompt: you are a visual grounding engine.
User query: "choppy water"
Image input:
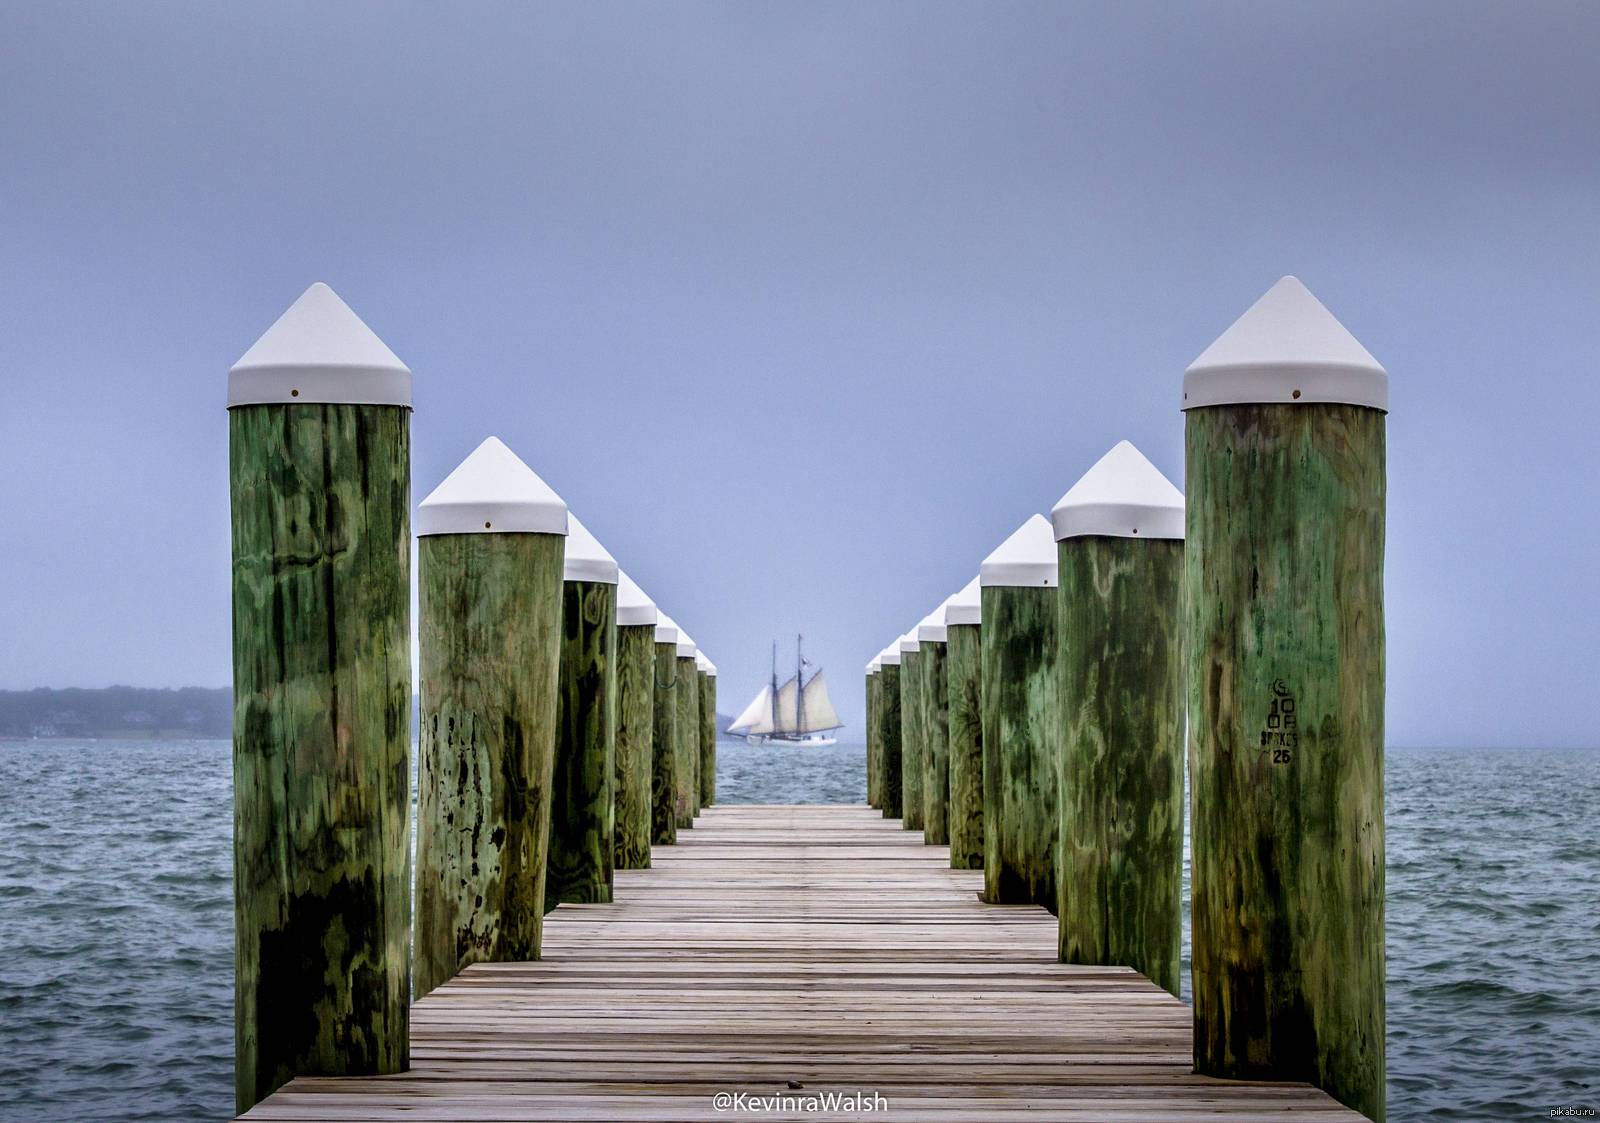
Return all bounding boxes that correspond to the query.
[0,741,1595,1121]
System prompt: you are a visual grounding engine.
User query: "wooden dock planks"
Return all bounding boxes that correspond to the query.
[240,804,1365,1122]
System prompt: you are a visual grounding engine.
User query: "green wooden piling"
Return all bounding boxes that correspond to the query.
[613,622,656,869]
[866,668,881,808]
[919,638,950,847]
[1050,442,1186,995]
[650,637,679,846]
[674,652,699,828]
[877,660,903,818]
[1055,535,1183,990]
[699,667,717,808]
[416,529,564,989]
[980,584,1058,909]
[945,622,983,869]
[899,646,924,831]
[1184,277,1387,1120]
[545,579,618,908]
[228,284,413,1112]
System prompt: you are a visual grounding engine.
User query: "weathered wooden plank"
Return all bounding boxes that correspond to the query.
[241,805,1363,1123]
[230,403,413,1111]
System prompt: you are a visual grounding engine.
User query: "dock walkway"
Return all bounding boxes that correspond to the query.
[241,804,1363,1121]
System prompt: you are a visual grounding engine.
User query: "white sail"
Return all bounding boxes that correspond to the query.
[728,684,775,735]
[799,671,843,732]
[773,675,800,733]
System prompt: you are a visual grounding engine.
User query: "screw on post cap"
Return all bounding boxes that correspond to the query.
[563,514,619,584]
[1183,276,1387,412]
[696,653,717,676]
[878,643,901,666]
[228,282,412,408]
[979,514,1057,588]
[676,629,697,659]
[416,437,568,536]
[916,604,948,644]
[943,575,981,626]
[654,612,680,646]
[1051,441,1184,541]
[616,570,658,627]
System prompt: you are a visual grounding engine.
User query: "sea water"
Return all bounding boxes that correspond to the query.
[0,741,1595,1121]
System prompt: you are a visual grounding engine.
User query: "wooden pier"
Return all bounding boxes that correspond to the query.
[239,805,1364,1122]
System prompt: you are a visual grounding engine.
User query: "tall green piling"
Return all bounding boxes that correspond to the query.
[1051,441,1186,995]
[674,632,700,828]
[650,615,681,846]
[545,515,619,909]
[1184,276,1387,1120]
[865,660,882,808]
[876,649,903,819]
[917,610,951,847]
[413,436,568,997]
[943,577,983,870]
[897,635,925,831]
[697,656,717,808]
[228,283,414,1111]
[979,514,1059,910]
[613,572,657,870]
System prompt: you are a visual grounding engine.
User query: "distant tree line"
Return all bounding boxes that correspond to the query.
[0,686,232,739]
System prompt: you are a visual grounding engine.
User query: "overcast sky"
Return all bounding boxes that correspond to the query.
[2,3,1596,747]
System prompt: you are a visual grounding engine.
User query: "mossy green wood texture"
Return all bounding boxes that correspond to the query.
[865,675,881,808]
[650,644,678,846]
[699,671,717,807]
[945,624,984,870]
[920,641,950,846]
[674,656,700,828]
[877,664,903,819]
[1056,537,1184,996]
[415,532,564,1000]
[230,404,412,1113]
[980,584,1059,911]
[1186,404,1386,1122]
[899,649,925,831]
[613,624,656,870]
[546,581,618,909]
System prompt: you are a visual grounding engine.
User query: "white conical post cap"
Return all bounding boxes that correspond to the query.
[417,436,568,536]
[866,656,880,674]
[228,282,412,408]
[944,575,981,626]
[1183,276,1387,411]
[1051,440,1184,541]
[917,603,948,644]
[898,629,921,655]
[980,514,1057,588]
[676,628,697,658]
[563,513,619,584]
[654,611,680,646]
[616,570,658,627]
[696,653,717,676]
[878,643,901,666]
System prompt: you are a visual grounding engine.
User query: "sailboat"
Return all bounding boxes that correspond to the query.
[726,635,844,746]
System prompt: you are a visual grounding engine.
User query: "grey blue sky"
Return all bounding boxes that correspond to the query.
[2,3,1596,747]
